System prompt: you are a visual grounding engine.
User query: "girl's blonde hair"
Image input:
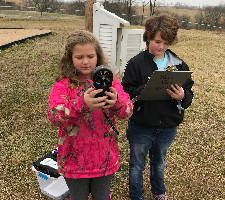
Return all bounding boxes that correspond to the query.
[56,30,109,89]
[143,13,179,47]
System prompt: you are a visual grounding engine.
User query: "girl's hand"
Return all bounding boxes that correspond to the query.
[102,87,118,109]
[166,84,185,100]
[84,88,107,111]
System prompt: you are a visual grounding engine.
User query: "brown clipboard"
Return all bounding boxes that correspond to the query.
[137,70,193,101]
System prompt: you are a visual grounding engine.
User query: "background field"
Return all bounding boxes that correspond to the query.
[0,14,225,200]
[134,6,199,21]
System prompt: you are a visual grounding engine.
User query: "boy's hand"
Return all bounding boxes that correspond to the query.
[166,84,185,100]
[102,87,118,109]
[84,88,107,111]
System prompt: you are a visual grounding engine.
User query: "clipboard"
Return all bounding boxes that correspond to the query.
[137,70,193,101]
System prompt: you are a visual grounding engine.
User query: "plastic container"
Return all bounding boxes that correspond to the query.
[32,149,69,200]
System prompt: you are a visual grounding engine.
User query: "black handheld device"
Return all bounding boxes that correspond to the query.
[92,65,113,98]
[92,66,119,135]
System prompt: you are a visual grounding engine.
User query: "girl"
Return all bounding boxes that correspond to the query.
[121,14,194,200]
[47,30,133,200]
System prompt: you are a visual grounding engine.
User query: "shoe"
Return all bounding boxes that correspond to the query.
[151,193,169,200]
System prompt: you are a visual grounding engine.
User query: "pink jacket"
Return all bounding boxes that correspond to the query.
[47,77,133,179]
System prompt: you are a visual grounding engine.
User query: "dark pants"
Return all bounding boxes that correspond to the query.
[65,174,113,200]
[127,121,177,200]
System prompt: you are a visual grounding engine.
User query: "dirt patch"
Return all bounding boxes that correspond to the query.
[0,29,51,46]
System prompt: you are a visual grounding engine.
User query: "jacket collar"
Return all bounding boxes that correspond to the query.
[146,48,182,65]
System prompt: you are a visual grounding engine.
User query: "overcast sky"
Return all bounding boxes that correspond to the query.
[63,0,225,8]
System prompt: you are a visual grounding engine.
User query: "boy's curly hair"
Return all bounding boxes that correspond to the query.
[143,13,179,47]
[56,30,109,89]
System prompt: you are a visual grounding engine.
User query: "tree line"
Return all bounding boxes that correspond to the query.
[1,0,224,31]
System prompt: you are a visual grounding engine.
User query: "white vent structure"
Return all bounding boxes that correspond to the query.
[93,2,129,73]
[120,29,146,73]
[93,2,146,73]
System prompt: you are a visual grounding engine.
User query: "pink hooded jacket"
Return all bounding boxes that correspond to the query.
[47,77,133,179]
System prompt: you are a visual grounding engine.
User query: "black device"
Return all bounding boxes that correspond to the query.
[33,149,59,178]
[92,66,119,135]
[92,65,113,98]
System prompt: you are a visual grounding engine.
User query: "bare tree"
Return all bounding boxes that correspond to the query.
[102,0,136,24]
[175,13,191,29]
[127,0,134,23]
[25,0,61,17]
[66,0,85,16]
[204,6,224,29]
[139,0,158,25]
[141,0,148,26]
[195,5,225,31]
[149,0,157,16]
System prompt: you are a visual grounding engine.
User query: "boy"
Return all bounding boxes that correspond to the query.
[121,13,194,200]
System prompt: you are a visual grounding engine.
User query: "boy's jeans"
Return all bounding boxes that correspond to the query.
[126,121,177,200]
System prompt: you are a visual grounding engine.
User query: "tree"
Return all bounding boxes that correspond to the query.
[176,14,191,29]
[127,0,134,23]
[194,5,225,31]
[66,0,85,16]
[140,0,148,26]
[140,0,158,25]
[101,0,136,24]
[25,0,61,17]
[149,0,157,16]
[204,6,224,30]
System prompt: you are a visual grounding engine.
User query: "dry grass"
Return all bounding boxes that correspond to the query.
[134,6,200,21]
[0,15,225,200]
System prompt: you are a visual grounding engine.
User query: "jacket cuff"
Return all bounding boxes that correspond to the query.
[181,89,193,109]
[110,93,123,112]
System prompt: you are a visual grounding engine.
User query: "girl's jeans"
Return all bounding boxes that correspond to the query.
[126,121,177,200]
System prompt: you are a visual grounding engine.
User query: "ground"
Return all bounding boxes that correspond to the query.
[0,29,51,46]
[1,14,225,200]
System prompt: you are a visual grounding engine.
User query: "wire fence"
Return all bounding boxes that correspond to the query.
[123,14,225,31]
